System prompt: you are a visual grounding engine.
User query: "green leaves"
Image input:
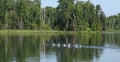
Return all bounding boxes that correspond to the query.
[106,14,120,31]
[0,0,41,30]
[0,0,111,31]
[55,0,106,31]
[56,0,75,31]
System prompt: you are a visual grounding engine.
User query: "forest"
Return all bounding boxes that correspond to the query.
[0,0,119,31]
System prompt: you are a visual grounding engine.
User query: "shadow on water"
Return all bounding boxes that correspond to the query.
[0,32,120,62]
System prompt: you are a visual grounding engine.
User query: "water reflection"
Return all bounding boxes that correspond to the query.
[45,33,104,62]
[0,33,120,62]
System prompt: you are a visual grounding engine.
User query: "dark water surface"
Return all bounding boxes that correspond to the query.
[0,32,120,62]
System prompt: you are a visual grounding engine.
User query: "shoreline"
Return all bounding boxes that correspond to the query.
[0,30,119,34]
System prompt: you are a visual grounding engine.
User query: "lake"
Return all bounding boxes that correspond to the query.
[0,32,120,62]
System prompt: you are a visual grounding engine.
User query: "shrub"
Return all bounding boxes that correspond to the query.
[41,24,51,30]
[86,28,91,32]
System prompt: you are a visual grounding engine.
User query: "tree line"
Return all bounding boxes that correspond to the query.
[0,0,41,30]
[106,13,120,31]
[0,0,119,31]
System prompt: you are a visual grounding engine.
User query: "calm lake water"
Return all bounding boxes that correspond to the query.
[0,32,120,62]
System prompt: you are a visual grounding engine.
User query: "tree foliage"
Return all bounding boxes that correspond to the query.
[54,0,106,31]
[1,0,119,31]
[0,0,41,30]
[106,13,120,31]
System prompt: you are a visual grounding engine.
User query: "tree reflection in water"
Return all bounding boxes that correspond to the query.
[0,33,120,62]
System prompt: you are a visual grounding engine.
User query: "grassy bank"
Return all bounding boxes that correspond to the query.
[0,30,102,34]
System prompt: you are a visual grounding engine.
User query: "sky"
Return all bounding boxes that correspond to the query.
[41,0,120,16]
